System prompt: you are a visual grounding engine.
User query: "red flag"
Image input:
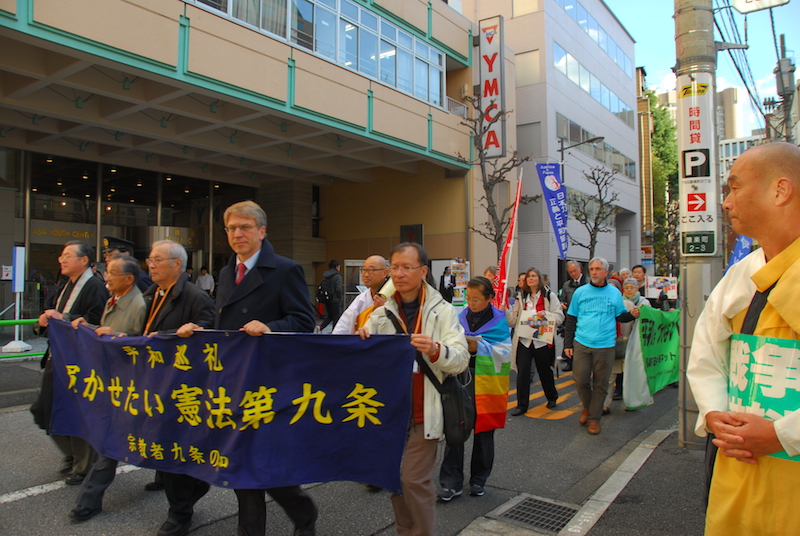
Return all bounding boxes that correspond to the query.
[492,172,523,309]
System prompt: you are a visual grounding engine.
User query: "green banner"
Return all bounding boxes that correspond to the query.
[637,307,680,395]
[729,334,800,462]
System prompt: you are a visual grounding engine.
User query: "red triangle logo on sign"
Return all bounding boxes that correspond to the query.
[482,25,498,44]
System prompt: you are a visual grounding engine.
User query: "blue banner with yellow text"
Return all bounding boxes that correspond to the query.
[48,320,415,492]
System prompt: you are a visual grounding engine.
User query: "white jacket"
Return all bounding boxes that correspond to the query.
[506,288,565,364]
[365,282,469,440]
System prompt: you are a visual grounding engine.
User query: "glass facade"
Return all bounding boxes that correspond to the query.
[186,0,446,108]
[556,112,636,180]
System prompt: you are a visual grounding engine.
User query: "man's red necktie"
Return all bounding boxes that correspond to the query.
[236,263,246,285]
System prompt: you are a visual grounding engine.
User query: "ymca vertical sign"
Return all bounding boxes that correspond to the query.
[677,72,717,255]
[479,16,506,158]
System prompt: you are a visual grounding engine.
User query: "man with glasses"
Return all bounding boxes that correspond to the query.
[357,242,468,536]
[141,240,215,536]
[34,241,108,484]
[332,255,389,334]
[178,200,317,536]
[67,254,147,522]
[102,236,154,292]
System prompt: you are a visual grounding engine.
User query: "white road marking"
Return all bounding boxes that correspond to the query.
[0,464,142,505]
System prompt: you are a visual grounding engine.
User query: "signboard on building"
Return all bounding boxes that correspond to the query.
[677,72,717,256]
[641,245,653,260]
[478,16,506,158]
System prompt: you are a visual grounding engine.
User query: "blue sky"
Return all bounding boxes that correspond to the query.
[604,0,798,137]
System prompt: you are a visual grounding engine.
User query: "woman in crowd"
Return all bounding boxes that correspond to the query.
[506,267,564,415]
[483,266,497,286]
[439,277,511,501]
[604,277,650,413]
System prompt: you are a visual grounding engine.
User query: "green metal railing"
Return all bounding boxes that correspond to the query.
[0,318,45,359]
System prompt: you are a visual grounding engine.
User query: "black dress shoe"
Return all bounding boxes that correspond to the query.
[65,473,86,485]
[157,518,191,536]
[546,400,557,409]
[144,480,165,491]
[510,407,525,416]
[68,506,101,522]
[562,361,573,371]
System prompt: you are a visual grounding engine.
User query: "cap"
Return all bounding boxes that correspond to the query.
[103,236,135,254]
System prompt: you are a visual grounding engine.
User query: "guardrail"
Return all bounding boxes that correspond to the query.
[0,318,44,360]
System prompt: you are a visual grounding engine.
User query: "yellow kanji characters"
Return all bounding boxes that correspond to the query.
[143,390,165,417]
[128,434,137,452]
[210,450,230,468]
[171,384,203,426]
[205,387,236,429]
[342,383,384,428]
[82,369,105,401]
[239,386,278,430]
[172,442,186,462]
[151,442,165,461]
[146,345,165,369]
[290,383,333,425]
[108,377,123,407]
[189,446,205,464]
[138,437,148,458]
[173,344,192,371]
[66,365,81,389]
[122,345,139,365]
[203,342,223,371]
[124,379,139,416]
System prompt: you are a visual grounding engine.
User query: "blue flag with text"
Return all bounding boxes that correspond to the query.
[47,320,414,492]
[536,163,568,259]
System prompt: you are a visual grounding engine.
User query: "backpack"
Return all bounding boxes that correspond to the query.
[316,276,332,304]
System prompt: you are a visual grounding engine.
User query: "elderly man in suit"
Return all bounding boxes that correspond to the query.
[35,240,109,484]
[67,254,147,522]
[178,201,317,536]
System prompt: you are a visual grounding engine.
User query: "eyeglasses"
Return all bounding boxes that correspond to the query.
[105,271,128,277]
[389,265,425,275]
[58,254,84,262]
[360,268,386,273]
[224,224,258,234]
[145,257,177,265]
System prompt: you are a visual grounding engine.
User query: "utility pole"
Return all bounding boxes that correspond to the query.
[674,0,724,449]
[775,34,796,143]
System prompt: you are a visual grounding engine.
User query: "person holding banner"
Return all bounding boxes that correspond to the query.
[564,258,639,435]
[506,267,564,415]
[178,201,318,536]
[33,240,108,484]
[438,276,511,501]
[687,142,800,535]
[68,254,148,522]
[358,242,469,536]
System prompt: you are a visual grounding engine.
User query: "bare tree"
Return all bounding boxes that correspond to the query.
[567,166,620,259]
[458,95,539,261]
[654,199,680,275]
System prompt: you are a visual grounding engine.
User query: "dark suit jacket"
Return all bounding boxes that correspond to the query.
[215,239,315,333]
[142,272,215,333]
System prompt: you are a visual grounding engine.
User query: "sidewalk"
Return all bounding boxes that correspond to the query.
[0,336,47,409]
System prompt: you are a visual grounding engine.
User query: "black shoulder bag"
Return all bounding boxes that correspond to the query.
[384,310,475,448]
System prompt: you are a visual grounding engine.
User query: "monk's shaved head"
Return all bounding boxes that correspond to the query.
[735,141,800,186]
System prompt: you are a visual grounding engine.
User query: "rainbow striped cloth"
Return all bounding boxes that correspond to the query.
[460,307,512,434]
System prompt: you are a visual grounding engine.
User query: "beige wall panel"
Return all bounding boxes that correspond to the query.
[430,8,471,59]
[430,109,470,158]
[371,86,429,147]
[0,0,15,14]
[187,7,288,98]
[34,0,181,66]
[293,52,368,128]
[372,0,428,33]
[424,232,466,259]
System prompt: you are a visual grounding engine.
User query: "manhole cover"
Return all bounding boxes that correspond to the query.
[499,496,579,533]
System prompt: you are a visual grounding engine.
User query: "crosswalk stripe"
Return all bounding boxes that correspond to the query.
[0,464,141,505]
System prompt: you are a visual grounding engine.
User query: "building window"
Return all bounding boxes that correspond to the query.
[513,0,539,17]
[556,112,636,180]
[515,50,540,87]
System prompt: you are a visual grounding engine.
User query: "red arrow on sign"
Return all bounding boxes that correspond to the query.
[687,193,706,212]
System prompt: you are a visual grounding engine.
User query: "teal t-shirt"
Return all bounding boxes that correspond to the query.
[566,283,627,349]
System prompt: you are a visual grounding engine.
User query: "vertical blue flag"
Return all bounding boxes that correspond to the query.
[726,235,753,273]
[536,163,568,260]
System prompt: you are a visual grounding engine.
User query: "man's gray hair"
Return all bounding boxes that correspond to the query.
[224,201,267,228]
[108,253,140,281]
[64,240,94,263]
[589,257,609,271]
[152,240,187,273]
[566,260,582,271]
